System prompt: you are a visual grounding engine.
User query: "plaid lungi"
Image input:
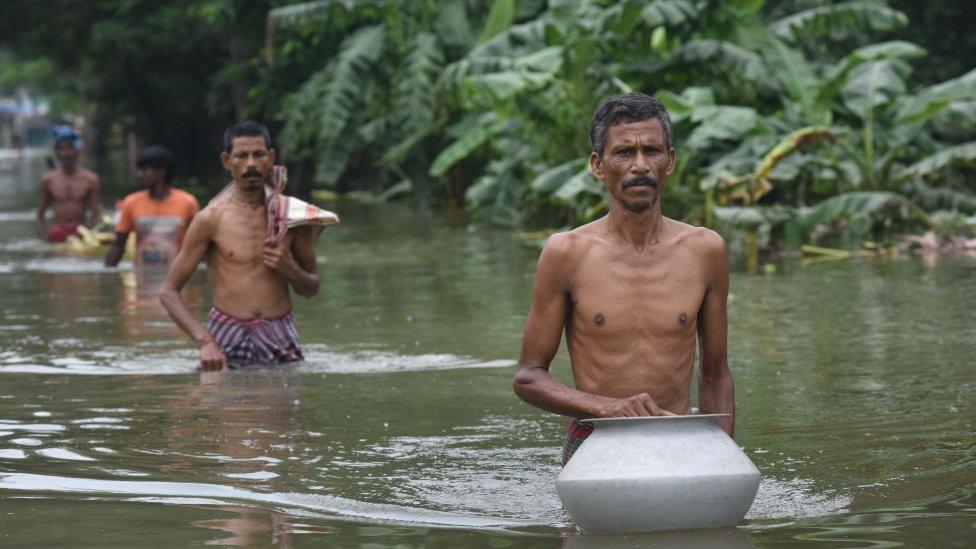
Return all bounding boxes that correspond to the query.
[562,418,595,466]
[204,307,304,367]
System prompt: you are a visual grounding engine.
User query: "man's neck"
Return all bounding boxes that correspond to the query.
[230,184,266,208]
[148,183,171,201]
[606,202,666,251]
[59,165,77,176]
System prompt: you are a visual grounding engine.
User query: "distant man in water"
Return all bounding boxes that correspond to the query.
[35,136,101,242]
[160,120,320,370]
[512,93,734,465]
[105,145,199,267]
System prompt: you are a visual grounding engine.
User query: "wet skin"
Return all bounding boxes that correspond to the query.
[513,119,734,435]
[160,136,320,370]
[35,142,101,237]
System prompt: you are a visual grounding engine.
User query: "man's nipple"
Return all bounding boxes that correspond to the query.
[594,313,605,327]
[678,312,688,326]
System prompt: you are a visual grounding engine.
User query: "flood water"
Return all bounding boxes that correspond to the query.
[1,153,974,547]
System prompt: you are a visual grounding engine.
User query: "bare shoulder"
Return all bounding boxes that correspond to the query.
[190,202,222,234]
[541,224,596,264]
[80,168,100,184]
[669,219,725,256]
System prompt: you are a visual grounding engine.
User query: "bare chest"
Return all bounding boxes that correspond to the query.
[210,213,268,265]
[569,247,707,339]
[208,211,292,266]
[48,177,91,201]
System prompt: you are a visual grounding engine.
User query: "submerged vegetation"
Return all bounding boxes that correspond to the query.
[3,1,975,256]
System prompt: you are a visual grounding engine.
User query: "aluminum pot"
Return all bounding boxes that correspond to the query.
[556,414,760,534]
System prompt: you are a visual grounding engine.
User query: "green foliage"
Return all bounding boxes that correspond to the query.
[841,59,911,117]
[429,115,498,177]
[667,40,771,89]
[268,0,361,27]
[898,68,976,122]
[797,191,919,230]
[901,142,976,178]
[771,1,907,43]
[641,1,701,27]
[0,0,276,185]
[281,25,385,184]
[479,0,516,44]
[414,0,976,239]
[6,0,973,250]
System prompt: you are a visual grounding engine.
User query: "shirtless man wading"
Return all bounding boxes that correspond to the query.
[36,136,102,242]
[160,121,320,370]
[512,93,734,465]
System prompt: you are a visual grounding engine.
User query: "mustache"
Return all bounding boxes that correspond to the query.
[621,174,658,189]
[242,169,262,179]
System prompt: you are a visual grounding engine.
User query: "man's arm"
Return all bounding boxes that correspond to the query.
[106,198,134,267]
[104,232,129,267]
[86,175,102,228]
[263,226,319,297]
[697,230,734,437]
[35,179,51,239]
[159,211,227,370]
[513,234,673,418]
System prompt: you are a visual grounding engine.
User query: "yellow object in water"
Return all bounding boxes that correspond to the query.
[54,217,134,260]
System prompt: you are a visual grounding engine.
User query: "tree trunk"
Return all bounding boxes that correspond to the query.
[229,37,247,120]
[84,102,112,181]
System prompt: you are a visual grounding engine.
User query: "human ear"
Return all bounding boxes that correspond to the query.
[665,148,676,176]
[589,152,604,180]
[220,151,231,172]
[268,148,277,165]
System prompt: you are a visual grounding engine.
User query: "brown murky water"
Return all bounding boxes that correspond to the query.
[1,152,974,547]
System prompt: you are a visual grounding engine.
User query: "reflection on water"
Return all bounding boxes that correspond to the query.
[1,152,975,546]
[563,528,755,549]
[116,269,205,339]
[193,507,299,547]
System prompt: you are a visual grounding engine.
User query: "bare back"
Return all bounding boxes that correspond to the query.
[562,217,718,414]
[202,196,294,320]
[40,168,100,224]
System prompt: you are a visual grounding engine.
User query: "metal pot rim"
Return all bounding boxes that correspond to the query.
[579,413,730,427]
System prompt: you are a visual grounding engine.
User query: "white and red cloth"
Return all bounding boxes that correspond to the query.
[266,165,339,245]
[210,166,340,243]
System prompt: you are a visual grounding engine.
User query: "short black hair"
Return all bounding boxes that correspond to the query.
[589,92,674,158]
[53,136,78,151]
[222,120,272,153]
[136,145,176,184]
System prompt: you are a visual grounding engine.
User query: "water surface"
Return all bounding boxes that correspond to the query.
[1,153,974,547]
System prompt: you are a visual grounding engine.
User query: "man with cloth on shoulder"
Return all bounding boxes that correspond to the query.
[160,120,332,370]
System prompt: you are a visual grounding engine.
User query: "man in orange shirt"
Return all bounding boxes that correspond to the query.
[105,145,199,267]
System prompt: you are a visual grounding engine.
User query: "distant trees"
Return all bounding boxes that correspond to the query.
[270,0,976,253]
[0,1,273,186]
[3,0,975,253]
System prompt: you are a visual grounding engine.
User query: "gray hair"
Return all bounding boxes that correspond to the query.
[589,92,674,158]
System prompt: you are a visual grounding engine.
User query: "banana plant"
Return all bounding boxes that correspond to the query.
[268,0,976,249]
